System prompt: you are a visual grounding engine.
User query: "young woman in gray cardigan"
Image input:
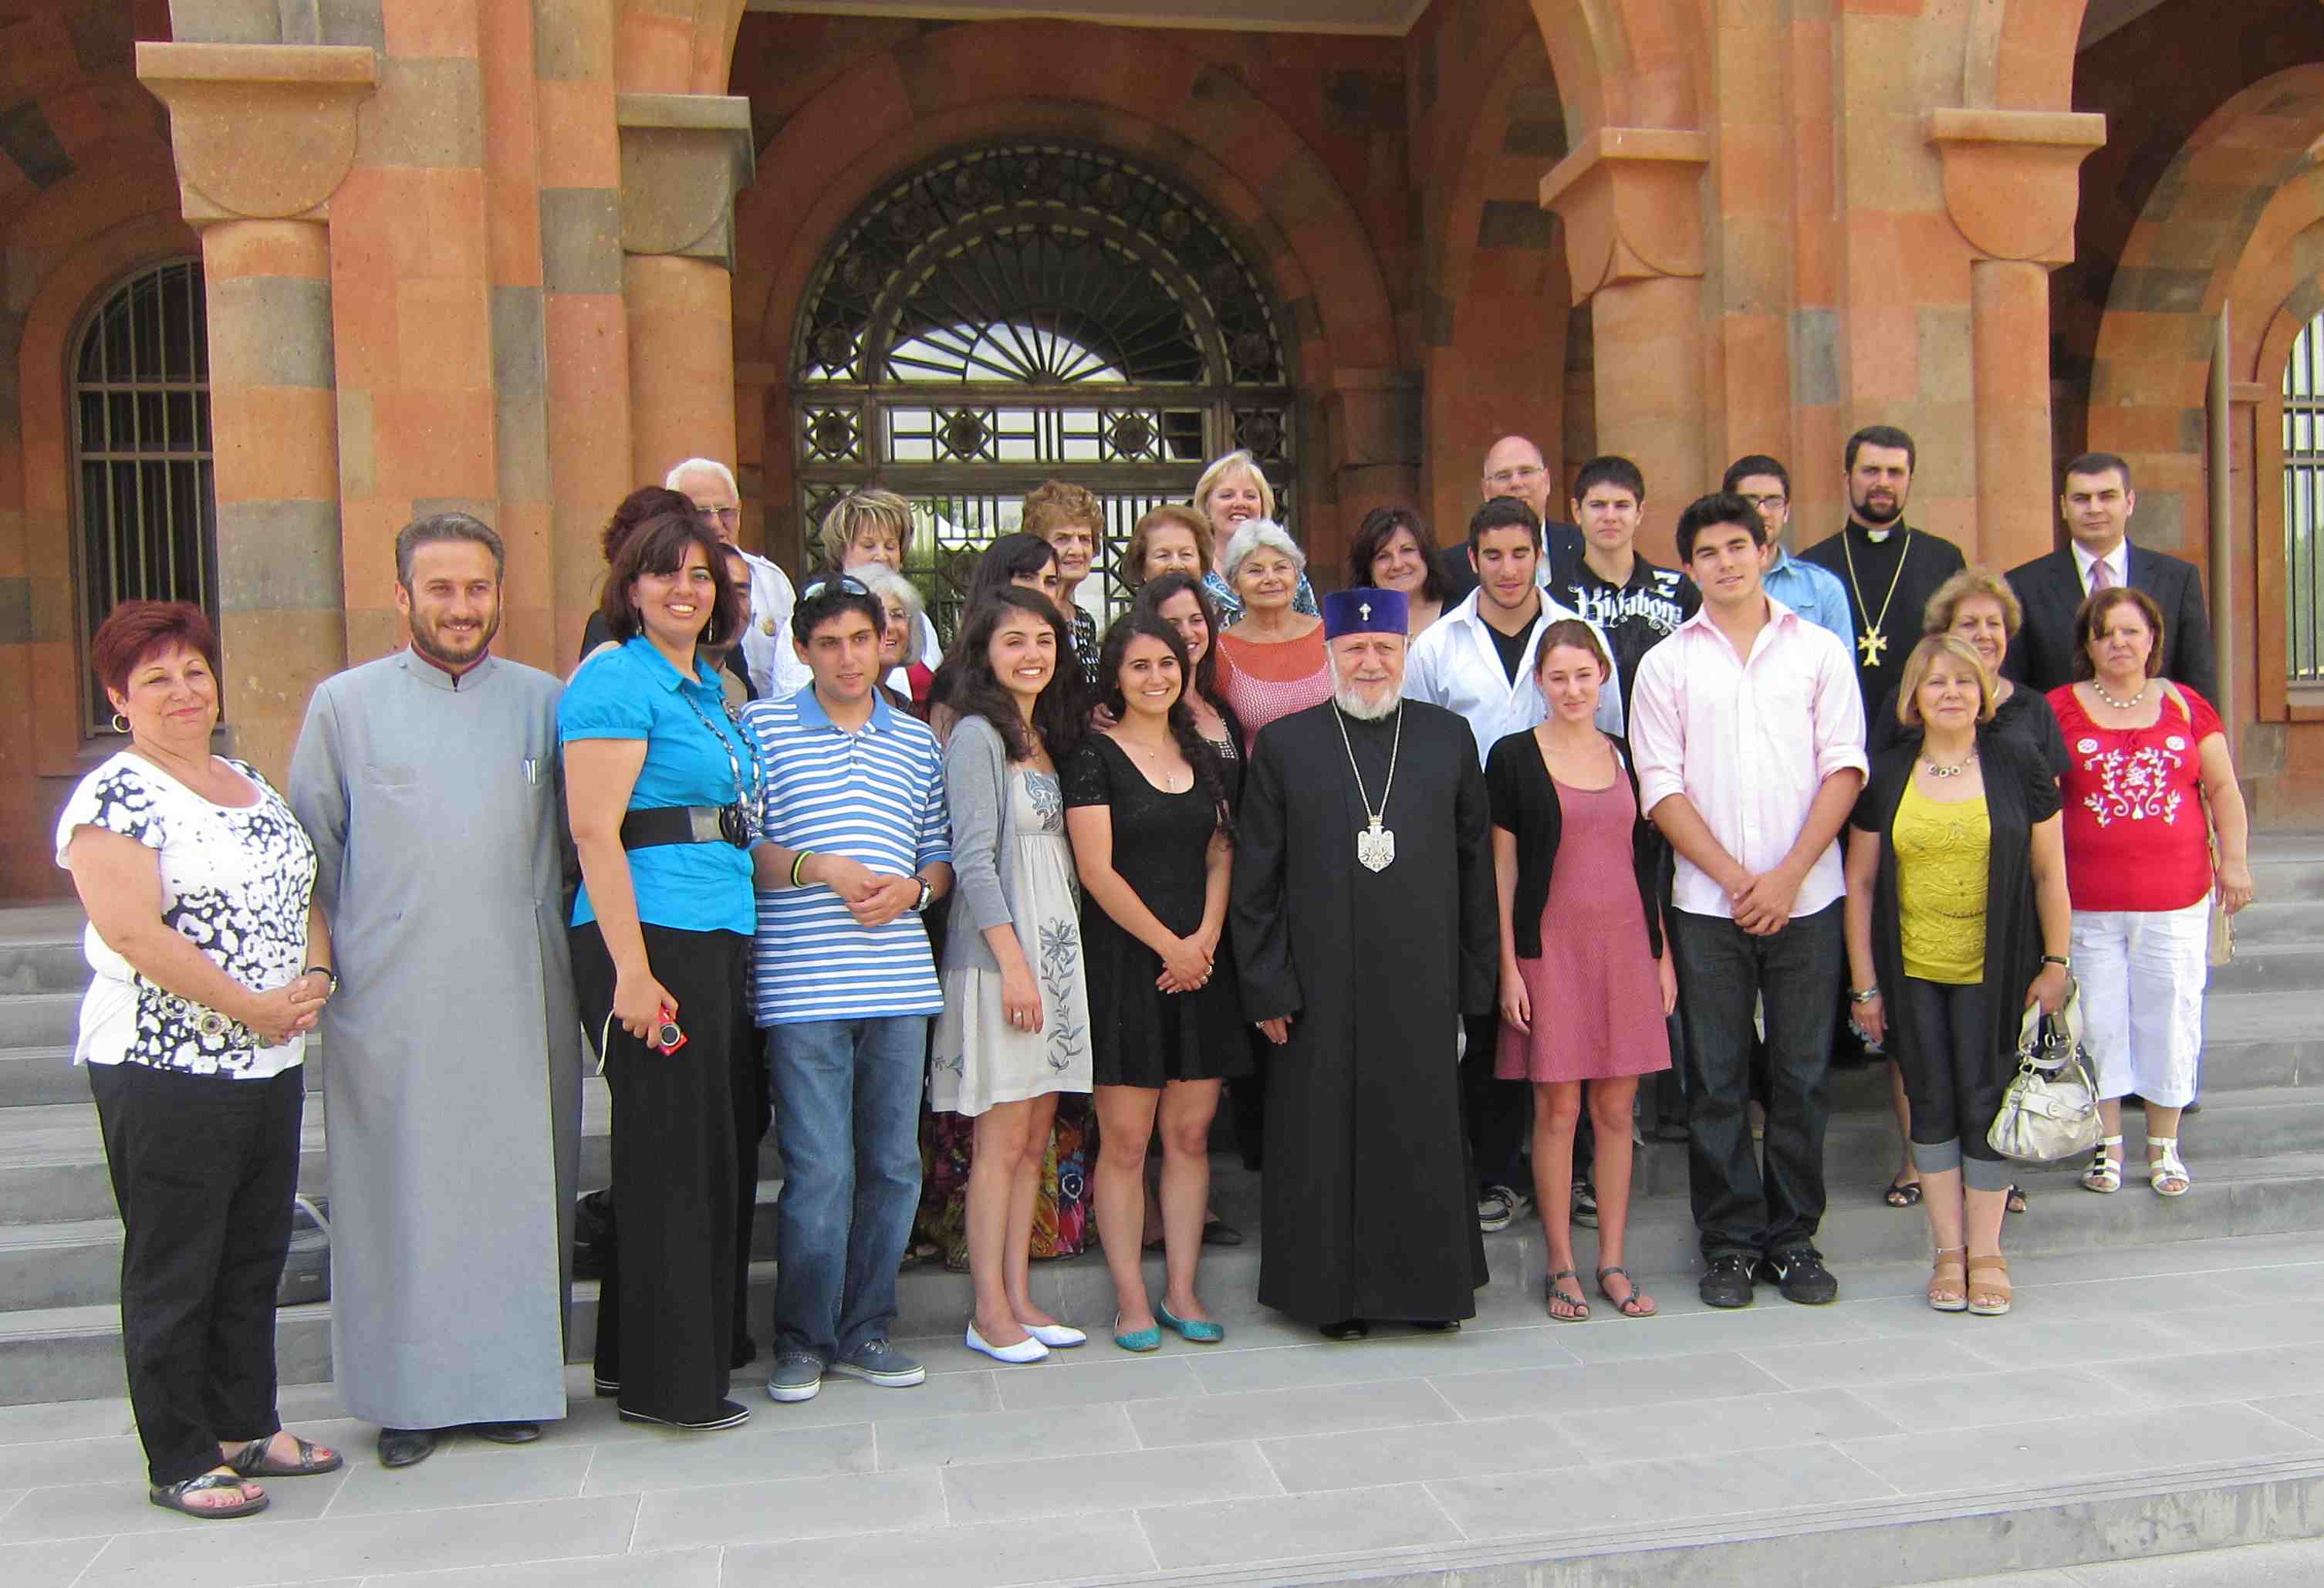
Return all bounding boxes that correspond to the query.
[928,589,1094,1365]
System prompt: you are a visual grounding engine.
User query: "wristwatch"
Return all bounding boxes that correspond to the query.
[912,877,934,914]
[2039,954,2070,970]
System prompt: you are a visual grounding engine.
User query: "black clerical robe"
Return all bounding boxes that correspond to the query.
[1798,522,1965,712]
[1230,698,1495,1326]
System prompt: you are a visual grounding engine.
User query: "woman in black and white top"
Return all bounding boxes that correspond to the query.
[56,601,341,1520]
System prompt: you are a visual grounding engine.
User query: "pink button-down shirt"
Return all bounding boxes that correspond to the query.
[1628,597,1869,921]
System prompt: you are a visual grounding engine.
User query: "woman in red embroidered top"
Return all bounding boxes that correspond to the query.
[2049,587,2253,1199]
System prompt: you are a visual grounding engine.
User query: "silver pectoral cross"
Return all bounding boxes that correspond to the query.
[1356,817,1396,872]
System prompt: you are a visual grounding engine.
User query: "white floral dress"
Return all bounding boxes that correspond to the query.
[930,766,1094,1116]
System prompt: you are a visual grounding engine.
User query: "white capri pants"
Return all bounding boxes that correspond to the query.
[2069,898,2209,1110]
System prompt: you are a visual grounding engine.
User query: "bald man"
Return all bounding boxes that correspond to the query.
[1439,436,1586,602]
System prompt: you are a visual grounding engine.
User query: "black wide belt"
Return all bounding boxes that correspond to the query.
[620,804,750,850]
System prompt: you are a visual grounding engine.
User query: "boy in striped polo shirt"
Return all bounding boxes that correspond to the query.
[743,576,953,1404]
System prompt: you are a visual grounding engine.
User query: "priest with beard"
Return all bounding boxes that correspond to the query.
[1230,588,1495,1340]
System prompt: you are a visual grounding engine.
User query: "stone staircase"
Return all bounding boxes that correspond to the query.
[5,838,2324,1410]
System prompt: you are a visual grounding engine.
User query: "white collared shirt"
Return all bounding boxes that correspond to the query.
[737,549,812,700]
[1402,587,1624,767]
[2072,538,2127,596]
[1628,596,1869,920]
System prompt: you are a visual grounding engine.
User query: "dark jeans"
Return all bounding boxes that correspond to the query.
[1897,977,2012,1191]
[1670,902,1844,1265]
[89,1060,302,1487]
[1462,1012,1528,1192]
[573,921,745,1422]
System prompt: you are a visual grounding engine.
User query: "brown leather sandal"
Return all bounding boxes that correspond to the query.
[1967,1255,2012,1316]
[1927,1245,1968,1313]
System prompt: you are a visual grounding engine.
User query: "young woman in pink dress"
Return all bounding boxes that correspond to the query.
[1488,620,1675,1322]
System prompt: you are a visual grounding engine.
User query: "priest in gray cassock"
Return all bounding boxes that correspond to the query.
[1230,587,1495,1340]
[288,512,581,1469]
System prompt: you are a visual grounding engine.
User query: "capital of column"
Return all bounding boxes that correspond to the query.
[136,42,377,225]
[616,93,756,271]
[1537,127,1711,306]
[1926,107,2107,265]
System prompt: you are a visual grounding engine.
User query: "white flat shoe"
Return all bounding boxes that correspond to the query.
[965,1323,1049,1364]
[1022,1323,1086,1349]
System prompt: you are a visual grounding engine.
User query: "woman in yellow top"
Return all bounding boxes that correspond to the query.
[1843,636,2072,1316]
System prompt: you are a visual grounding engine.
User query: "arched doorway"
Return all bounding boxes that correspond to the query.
[789,141,1295,634]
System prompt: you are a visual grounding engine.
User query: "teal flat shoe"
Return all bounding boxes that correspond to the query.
[1113,1316,1162,1353]
[1156,1302,1224,1343]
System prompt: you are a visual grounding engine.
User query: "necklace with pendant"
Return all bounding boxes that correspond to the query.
[1839,526,1914,670]
[1333,702,1403,872]
[1923,747,1978,779]
[2092,679,2150,711]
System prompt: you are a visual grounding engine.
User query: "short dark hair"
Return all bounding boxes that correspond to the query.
[1721,454,1789,496]
[1571,455,1646,505]
[1675,492,1768,563]
[2072,586,2167,681]
[600,487,692,566]
[598,510,744,648]
[1845,425,1917,474]
[790,573,887,647]
[1348,507,1447,603]
[2062,452,2133,492]
[91,600,220,700]
[396,512,505,586]
[1468,495,1542,556]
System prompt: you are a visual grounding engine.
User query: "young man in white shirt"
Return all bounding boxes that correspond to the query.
[1406,496,1619,1233]
[1630,492,1867,1310]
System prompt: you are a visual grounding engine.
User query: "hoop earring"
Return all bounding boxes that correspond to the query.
[110,713,130,735]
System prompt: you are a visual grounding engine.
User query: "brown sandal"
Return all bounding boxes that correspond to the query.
[1927,1245,1968,1313]
[1967,1255,2012,1316]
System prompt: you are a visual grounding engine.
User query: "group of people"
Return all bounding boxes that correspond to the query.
[55,428,2248,1522]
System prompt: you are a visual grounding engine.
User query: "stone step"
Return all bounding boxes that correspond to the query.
[0,992,79,1052]
[2205,939,2324,993]
[8,1145,2324,1406]
[0,937,86,995]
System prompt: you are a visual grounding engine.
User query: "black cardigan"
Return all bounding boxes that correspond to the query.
[1850,731,2059,1077]
[1485,728,1667,961]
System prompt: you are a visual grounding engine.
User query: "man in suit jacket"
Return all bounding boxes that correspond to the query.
[1437,434,1585,601]
[2003,452,2218,702]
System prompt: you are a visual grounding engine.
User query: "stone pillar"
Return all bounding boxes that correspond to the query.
[137,42,376,780]
[1539,129,1712,566]
[1927,109,2106,569]
[1325,370,1420,576]
[617,93,755,490]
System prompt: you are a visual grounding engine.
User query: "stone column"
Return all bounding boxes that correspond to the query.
[1927,108,2107,569]
[617,93,755,490]
[137,42,376,779]
[1539,129,1712,565]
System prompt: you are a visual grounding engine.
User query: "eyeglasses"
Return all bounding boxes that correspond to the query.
[1739,493,1787,512]
[1484,464,1545,488]
[696,505,741,526]
[801,573,873,599]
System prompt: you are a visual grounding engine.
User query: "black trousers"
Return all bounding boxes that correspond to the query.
[1897,977,2012,1187]
[573,921,744,1423]
[1461,1012,1529,1193]
[89,1060,302,1487]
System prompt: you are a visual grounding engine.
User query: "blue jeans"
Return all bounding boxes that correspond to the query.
[1668,903,1844,1265]
[767,1016,929,1363]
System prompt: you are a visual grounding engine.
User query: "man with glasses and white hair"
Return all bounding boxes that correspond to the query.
[667,458,809,700]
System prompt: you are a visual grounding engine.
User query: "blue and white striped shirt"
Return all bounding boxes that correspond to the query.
[742,687,951,1026]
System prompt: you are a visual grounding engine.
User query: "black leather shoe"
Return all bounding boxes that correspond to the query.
[466,1421,542,1444]
[1317,1318,1370,1341]
[1698,1254,1756,1309]
[377,1428,439,1468]
[1759,1248,1839,1306]
[1201,1217,1244,1248]
[1411,1319,1460,1333]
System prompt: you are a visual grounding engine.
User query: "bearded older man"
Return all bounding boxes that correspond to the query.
[1230,589,1496,1339]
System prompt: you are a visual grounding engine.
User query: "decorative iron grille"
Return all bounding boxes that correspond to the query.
[72,259,217,733]
[794,142,1295,642]
[2288,313,2324,683]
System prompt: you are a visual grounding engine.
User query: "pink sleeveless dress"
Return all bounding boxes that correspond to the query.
[1215,627,1332,753]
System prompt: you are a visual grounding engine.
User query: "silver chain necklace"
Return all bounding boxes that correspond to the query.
[1333,702,1402,871]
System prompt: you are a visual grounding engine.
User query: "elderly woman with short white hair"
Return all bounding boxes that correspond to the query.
[1213,519,1330,753]
[856,565,934,716]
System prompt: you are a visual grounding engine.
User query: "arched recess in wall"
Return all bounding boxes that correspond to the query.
[733,19,1400,574]
[2086,66,2324,734]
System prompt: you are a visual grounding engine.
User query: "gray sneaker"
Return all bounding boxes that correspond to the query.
[765,1353,823,1403]
[826,1340,927,1389]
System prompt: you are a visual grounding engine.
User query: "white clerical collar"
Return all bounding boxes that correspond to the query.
[2072,537,2126,592]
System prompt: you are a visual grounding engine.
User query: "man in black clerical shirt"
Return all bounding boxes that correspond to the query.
[1797,426,1967,715]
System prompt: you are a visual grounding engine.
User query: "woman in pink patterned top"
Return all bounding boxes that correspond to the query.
[2049,586,2253,1201]
[1213,519,1330,753]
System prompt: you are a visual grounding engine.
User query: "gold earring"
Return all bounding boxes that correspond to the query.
[110,712,129,734]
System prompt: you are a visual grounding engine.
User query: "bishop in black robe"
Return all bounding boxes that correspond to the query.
[1230,590,1496,1330]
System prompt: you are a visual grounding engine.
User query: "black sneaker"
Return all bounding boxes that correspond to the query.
[1758,1248,1839,1306]
[617,1398,751,1431]
[1698,1254,1757,1309]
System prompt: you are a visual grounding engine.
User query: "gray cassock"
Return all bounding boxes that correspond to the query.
[289,650,582,1429]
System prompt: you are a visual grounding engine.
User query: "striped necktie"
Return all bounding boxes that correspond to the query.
[2087,557,2117,593]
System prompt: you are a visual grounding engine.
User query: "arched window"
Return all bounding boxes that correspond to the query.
[794,142,1294,636]
[2286,311,2324,683]
[72,259,215,731]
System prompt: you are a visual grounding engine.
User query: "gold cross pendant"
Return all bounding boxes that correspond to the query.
[1858,626,1887,667]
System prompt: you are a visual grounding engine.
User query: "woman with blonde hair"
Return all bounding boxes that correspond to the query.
[1194,451,1317,622]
